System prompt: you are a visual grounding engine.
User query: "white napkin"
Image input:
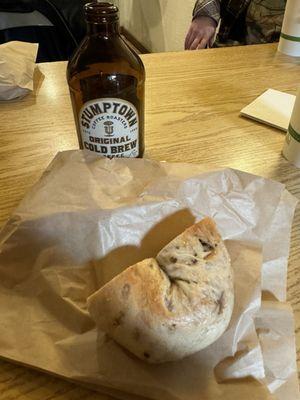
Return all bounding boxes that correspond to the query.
[240,89,295,131]
[0,41,38,101]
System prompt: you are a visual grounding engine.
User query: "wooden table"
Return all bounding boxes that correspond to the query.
[0,43,299,399]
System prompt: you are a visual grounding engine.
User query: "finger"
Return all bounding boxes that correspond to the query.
[186,29,197,50]
[185,28,193,50]
[196,37,209,49]
[209,35,215,48]
[190,37,202,50]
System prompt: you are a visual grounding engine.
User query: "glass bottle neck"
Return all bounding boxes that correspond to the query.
[87,21,120,36]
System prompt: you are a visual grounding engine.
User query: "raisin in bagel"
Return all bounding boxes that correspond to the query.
[87,217,234,363]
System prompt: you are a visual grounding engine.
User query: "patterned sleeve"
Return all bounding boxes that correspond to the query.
[193,0,221,23]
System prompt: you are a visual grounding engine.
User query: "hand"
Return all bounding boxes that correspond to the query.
[185,16,217,50]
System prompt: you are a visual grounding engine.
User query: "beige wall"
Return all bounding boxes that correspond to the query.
[114,0,195,53]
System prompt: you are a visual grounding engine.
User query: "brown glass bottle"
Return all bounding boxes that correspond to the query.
[67,2,145,158]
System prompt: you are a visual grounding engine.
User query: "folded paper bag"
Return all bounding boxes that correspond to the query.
[0,151,298,400]
[0,41,38,101]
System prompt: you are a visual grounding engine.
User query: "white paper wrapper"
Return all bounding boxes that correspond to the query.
[0,41,38,101]
[283,87,300,168]
[0,151,298,400]
[278,0,300,57]
[256,302,299,398]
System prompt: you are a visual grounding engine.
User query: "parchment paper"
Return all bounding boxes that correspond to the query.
[0,150,298,400]
[0,41,38,101]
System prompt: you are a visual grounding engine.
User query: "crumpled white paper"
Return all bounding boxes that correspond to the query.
[0,150,298,400]
[0,41,38,100]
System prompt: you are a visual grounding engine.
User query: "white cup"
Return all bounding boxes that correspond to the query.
[278,0,300,57]
[283,88,300,168]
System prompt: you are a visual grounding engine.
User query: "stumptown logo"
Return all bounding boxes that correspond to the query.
[80,98,139,158]
[80,99,138,129]
[104,121,114,136]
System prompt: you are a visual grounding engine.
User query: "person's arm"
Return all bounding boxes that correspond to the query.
[185,0,221,50]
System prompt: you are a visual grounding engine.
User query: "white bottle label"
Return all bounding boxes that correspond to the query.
[79,98,139,158]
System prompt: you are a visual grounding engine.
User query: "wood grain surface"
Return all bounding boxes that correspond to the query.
[0,43,299,399]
